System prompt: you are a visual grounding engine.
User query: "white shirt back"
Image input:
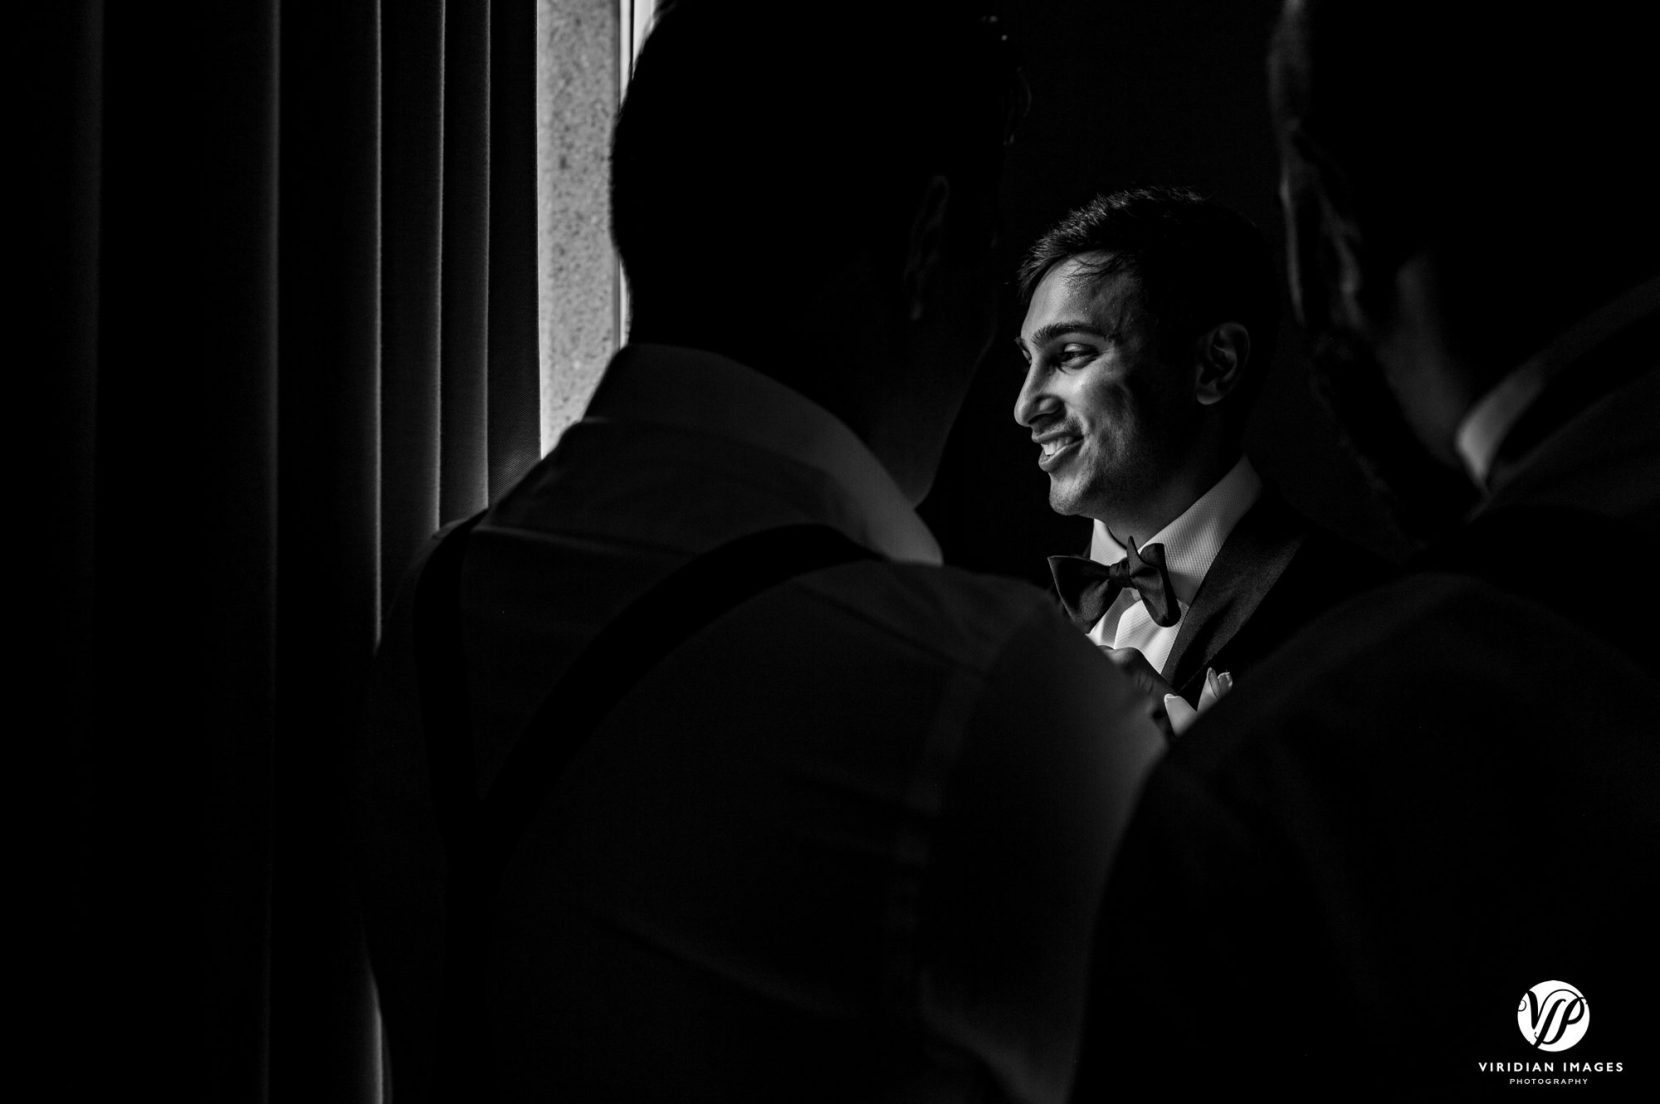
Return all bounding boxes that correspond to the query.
[359,345,1162,1103]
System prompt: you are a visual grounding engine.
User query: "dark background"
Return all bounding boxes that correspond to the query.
[922,0,1400,584]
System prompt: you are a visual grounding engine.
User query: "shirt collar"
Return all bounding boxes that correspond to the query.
[582,343,943,564]
[1087,456,1263,607]
[1455,274,1660,488]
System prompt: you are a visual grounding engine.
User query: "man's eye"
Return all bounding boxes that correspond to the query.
[1057,345,1095,367]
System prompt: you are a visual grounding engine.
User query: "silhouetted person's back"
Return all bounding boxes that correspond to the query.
[355,5,1162,1101]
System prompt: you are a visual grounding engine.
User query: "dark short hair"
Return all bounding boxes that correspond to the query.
[1018,187,1279,421]
[612,1,1026,327]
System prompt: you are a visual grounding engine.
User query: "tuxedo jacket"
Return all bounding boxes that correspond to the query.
[1074,358,1660,1097]
[1149,488,1388,707]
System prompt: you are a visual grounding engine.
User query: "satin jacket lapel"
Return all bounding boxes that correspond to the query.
[1164,493,1305,698]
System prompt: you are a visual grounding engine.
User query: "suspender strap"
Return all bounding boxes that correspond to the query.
[410,517,878,1099]
[474,523,878,887]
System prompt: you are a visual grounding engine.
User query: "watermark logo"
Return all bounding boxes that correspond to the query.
[1517,981,1590,1052]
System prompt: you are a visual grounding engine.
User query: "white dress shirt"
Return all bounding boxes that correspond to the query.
[1084,455,1263,675]
[359,343,1163,1104]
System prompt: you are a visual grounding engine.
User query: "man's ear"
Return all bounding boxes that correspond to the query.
[1193,322,1249,406]
[903,174,953,323]
[1281,123,1376,337]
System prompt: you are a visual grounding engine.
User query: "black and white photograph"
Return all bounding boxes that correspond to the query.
[40,1,1659,1098]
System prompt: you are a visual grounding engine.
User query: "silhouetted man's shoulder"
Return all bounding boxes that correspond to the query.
[464,531,1164,1102]
[804,560,1098,667]
[1080,568,1660,1095]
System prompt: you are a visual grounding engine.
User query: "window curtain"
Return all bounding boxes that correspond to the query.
[38,1,540,1099]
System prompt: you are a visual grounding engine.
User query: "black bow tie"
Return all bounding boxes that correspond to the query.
[1048,538,1180,632]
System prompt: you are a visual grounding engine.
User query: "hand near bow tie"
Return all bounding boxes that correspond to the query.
[1098,645,1179,739]
[1162,668,1233,737]
[1100,647,1232,739]
[1100,646,1176,702]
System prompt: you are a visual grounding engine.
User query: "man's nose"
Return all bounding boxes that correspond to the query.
[1013,363,1059,428]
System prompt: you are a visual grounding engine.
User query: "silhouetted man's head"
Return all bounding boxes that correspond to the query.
[610,1,1026,501]
[1270,0,1658,537]
[1012,187,1275,540]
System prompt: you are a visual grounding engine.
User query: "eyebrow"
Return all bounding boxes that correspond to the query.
[1019,320,1115,351]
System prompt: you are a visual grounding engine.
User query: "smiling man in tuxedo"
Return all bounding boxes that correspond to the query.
[1015,187,1380,723]
[1071,1,1660,1095]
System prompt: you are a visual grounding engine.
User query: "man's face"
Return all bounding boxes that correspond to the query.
[1014,254,1203,523]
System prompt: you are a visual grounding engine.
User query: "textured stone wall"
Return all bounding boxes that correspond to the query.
[536,0,621,450]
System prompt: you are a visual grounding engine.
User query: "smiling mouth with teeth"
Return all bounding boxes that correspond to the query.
[1039,436,1080,461]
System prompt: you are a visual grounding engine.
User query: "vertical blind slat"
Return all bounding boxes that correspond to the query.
[440,0,494,524]
[379,0,449,606]
[272,0,386,1096]
[487,0,544,497]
